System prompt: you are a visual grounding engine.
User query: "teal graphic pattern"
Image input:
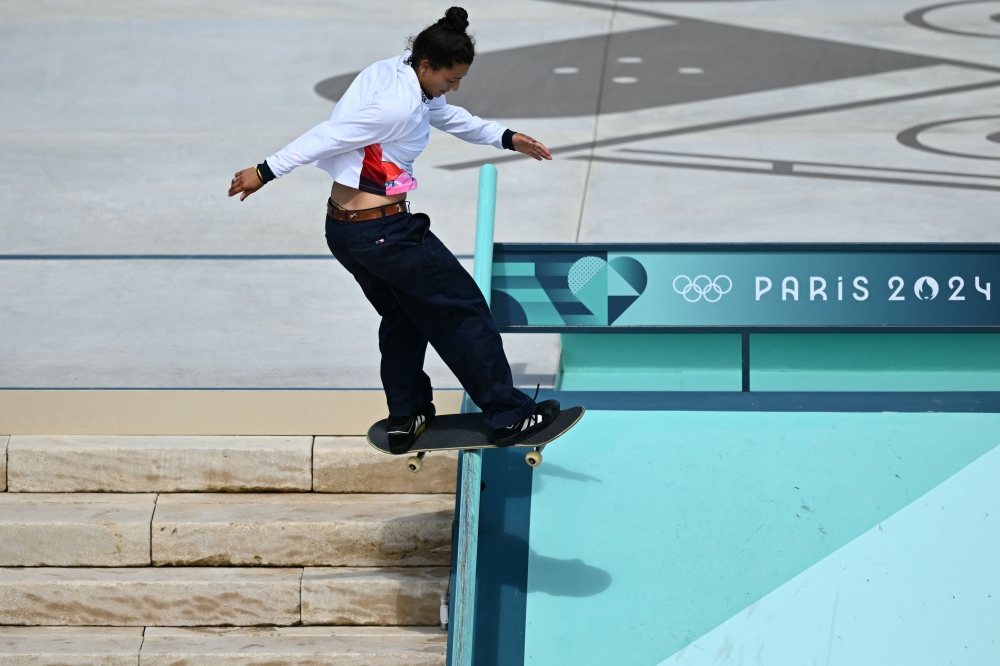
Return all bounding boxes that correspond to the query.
[491,247,1000,329]
[491,251,649,327]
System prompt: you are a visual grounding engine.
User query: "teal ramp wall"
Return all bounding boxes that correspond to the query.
[751,333,1000,391]
[557,334,742,391]
[557,333,1000,392]
[523,410,1000,665]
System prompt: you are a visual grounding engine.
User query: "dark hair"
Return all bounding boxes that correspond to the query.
[407,7,476,71]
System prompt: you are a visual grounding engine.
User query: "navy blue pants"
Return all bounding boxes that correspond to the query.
[325,208,535,430]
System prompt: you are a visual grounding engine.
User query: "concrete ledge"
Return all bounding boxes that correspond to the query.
[152,494,454,567]
[313,437,457,494]
[139,627,446,666]
[301,567,449,626]
[7,436,311,492]
[0,390,463,436]
[0,568,302,626]
[0,493,156,566]
[1,436,7,492]
[0,627,143,666]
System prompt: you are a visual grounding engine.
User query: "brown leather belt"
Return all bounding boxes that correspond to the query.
[327,198,409,222]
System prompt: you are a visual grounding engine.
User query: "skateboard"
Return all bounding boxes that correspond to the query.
[367,406,585,472]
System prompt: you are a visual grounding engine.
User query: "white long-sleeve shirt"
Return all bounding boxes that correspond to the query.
[266,52,511,195]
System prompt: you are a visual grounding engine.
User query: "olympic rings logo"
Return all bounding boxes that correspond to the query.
[673,275,732,303]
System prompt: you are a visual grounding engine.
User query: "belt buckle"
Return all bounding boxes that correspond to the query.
[349,212,358,220]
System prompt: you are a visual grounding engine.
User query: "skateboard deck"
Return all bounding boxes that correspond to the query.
[367,406,585,470]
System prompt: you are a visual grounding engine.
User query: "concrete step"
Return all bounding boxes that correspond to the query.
[0,568,301,626]
[301,567,449,626]
[0,627,143,666]
[0,626,447,665]
[0,566,449,628]
[0,493,156,566]
[152,494,453,567]
[6,436,312,492]
[313,436,457,493]
[141,626,446,665]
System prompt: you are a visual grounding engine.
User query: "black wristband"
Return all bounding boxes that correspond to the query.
[501,129,517,151]
[256,160,276,184]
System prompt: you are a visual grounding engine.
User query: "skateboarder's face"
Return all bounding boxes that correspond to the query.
[415,60,470,99]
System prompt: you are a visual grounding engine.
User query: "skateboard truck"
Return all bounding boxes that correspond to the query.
[408,446,542,473]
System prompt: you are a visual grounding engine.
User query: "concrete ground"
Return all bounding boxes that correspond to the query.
[2,0,999,389]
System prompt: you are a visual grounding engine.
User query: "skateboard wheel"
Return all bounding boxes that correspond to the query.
[407,456,424,473]
[525,451,542,467]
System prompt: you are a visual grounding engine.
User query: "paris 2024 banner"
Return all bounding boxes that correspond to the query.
[489,246,1000,329]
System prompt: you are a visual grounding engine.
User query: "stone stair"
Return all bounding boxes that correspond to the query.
[0,435,456,664]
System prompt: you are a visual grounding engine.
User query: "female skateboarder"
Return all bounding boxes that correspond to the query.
[228,7,559,451]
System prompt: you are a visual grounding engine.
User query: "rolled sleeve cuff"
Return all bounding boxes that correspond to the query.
[501,129,517,151]
[257,160,276,183]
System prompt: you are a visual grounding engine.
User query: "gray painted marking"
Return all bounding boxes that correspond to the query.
[620,148,1000,181]
[905,0,1000,39]
[316,21,938,119]
[772,161,794,175]
[536,0,687,20]
[317,30,606,118]
[441,78,1000,170]
[581,154,1000,192]
[602,148,1000,192]
[897,115,1000,161]
[543,0,1000,73]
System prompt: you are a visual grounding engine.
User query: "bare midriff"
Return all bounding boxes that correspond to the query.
[331,182,407,210]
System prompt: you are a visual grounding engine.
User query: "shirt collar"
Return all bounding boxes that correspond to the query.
[400,51,431,104]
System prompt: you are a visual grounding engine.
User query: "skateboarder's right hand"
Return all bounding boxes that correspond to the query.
[512,133,552,161]
[228,167,264,201]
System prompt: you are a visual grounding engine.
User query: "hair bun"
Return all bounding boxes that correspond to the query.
[438,6,469,32]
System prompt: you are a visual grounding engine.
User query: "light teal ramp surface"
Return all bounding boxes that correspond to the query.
[657,442,1000,665]
[524,411,1000,665]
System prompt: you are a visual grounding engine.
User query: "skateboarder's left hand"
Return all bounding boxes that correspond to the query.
[228,167,264,201]
[512,133,552,161]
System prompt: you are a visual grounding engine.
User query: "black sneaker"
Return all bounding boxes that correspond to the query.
[387,403,436,454]
[493,399,560,447]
